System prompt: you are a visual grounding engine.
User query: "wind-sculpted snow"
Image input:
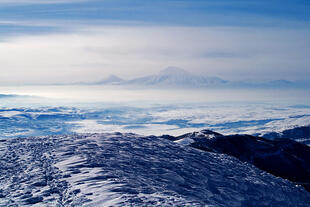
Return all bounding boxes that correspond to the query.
[1,133,310,206]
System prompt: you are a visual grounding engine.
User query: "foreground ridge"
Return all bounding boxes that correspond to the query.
[0,132,309,206]
[163,129,310,192]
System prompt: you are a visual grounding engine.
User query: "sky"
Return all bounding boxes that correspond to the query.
[0,0,310,85]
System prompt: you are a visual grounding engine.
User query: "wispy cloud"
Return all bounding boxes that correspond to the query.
[0,26,309,85]
[0,0,310,85]
[1,0,310,27]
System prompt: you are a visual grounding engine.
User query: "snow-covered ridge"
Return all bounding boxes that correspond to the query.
[165,129,310,193]
[0,132,309,206]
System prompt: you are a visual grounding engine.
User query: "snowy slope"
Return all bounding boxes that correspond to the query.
[169,130,310,192]
[0,133,309,206]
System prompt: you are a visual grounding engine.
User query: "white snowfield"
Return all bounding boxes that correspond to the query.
[0,133,309,207]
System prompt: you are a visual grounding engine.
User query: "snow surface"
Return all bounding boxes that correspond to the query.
[0,133,309,206]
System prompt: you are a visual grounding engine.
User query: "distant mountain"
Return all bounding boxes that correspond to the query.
[95,75,124,85]
[262,125,310,145]
[229,79,295,88]
[0,94,17,99]
[123,67,227,88]
[87,67,308,89]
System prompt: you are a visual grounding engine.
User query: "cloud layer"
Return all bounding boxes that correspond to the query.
[0,0,310,85]
[0,26,310,85]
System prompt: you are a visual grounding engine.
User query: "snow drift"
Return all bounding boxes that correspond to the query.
[0,131,309,206]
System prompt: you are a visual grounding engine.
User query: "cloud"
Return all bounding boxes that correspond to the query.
[0,25,310,85]
[1,0,310,29]
[0,1,309,86]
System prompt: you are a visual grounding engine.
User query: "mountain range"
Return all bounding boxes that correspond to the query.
[91,67,309,89]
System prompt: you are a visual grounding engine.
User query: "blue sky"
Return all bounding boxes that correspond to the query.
[0,0,310,84]
[2,0,310,29]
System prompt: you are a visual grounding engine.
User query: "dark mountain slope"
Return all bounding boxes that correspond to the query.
[164,130,310,192]
[263,125,310,145]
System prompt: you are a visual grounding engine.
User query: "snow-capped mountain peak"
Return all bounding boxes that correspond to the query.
[158,66,190,76]
[126,67,226,87]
